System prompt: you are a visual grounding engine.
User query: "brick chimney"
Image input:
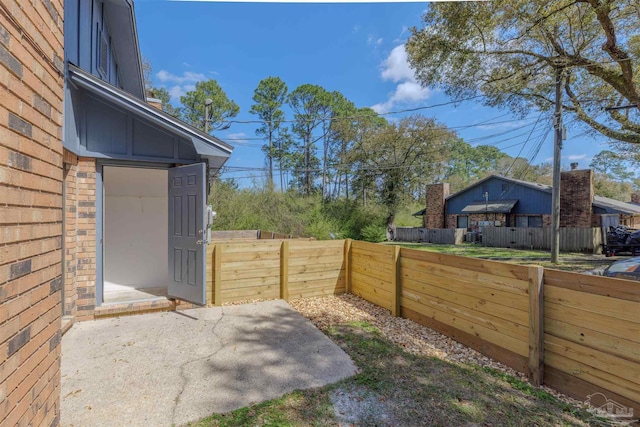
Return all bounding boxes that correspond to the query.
[632,193,640,205]
[425,183,449,229]
[560,169,594,227]
[146,97,163,110]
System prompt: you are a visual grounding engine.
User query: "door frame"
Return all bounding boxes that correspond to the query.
[95,160,172,306]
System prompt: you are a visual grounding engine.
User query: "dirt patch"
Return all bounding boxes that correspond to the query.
[330,384,395,426]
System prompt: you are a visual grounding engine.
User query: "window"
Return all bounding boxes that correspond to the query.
[457,215,469,229]
[96,28,109,78]
[501,183,509,193]
[528,216,543,228]
[516,216,543,227]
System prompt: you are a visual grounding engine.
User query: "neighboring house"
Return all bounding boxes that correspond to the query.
[63,0,232,321]
[1,1,231,424]
[418,170,640,232]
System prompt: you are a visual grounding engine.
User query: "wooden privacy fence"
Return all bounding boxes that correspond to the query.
[542,269,639,412]
[482,227,603,253]
[206,239,346,305]
[205,239,639,413]
[394,227,466,244]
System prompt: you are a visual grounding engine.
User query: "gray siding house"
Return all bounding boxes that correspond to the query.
[62,0,232,320]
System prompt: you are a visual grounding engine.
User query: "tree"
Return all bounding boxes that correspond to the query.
[150,86,181,118]
[590,149,635,181]
[140,57,181,118]
[406,1,640,144]
[180,80,239,132]
[327,93,358,199]
[142,57,153,92]
[249,77,288,189]
[287,84,332,196]
[352,115,457,232]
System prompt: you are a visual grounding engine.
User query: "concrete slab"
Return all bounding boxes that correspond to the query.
[61,300,356,426]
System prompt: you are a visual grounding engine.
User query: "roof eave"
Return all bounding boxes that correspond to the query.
[103,0,145,99]
[68,65,233,165]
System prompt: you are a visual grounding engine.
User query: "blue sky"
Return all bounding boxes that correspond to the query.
[136,1,609,186]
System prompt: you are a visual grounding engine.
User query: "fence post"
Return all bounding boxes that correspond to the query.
[213,244,222,306]
[280,240,289,301]
[391,246,401,317]
[345,239,352,294]
[528,265,544,386]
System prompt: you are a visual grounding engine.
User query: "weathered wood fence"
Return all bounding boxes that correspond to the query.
[205,239,639,414]
[482,227,603,253]
[210,230,297,240]
[394,227,466,244]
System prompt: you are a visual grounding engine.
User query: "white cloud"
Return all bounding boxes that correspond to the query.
[183,62,192,68]
[367,35,383,47]
[353,25,361,34]
[380,45,415,82]
[372,82,431,114]
[567,154,588,161]
[156,70,206,85]
[156,70,206,102]
[226,132,249,144]
[393,26,409,43]
[371,44,431,114]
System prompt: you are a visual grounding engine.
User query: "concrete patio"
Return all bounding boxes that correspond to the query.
[60,300,356,426]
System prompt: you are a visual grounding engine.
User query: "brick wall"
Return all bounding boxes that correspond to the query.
[560,169,594,227]
[0,0,64,425]
[62,150,77,319]
[63,156,96,321]
[424,183,449,229]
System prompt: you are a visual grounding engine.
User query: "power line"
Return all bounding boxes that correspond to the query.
[220,95,485,126]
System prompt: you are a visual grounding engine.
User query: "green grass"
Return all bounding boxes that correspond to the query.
[388,242,611,272]
[186,322,597,427]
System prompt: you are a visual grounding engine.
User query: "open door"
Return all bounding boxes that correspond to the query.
[168,163,207,305]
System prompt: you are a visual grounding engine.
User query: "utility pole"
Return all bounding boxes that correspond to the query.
[484,191,489,221]
[551,67,563,264]
[204,98,212,134]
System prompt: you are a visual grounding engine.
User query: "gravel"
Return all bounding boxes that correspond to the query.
[287,293,583,408]
[224,293,582,408]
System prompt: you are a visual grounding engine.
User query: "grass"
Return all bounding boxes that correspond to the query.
[186,322,600,427]
[388,242,613,272]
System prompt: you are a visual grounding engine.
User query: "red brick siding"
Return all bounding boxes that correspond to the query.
[62,150,77,318]
[560,170,594,227]
[63,157,96,321]
[424,183,449,229]
[0,0,64,425]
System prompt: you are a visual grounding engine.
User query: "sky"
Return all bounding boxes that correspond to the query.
[135,0,611,187]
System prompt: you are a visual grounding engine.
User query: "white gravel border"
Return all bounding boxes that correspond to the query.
[287,294,585,409]
[224,293,584,409]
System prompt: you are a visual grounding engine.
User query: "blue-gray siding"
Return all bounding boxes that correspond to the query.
[65,0,120,88]
[66,90,199,163]
[446,177,552,215]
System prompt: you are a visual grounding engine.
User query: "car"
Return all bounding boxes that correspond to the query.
[602,257,640,281]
